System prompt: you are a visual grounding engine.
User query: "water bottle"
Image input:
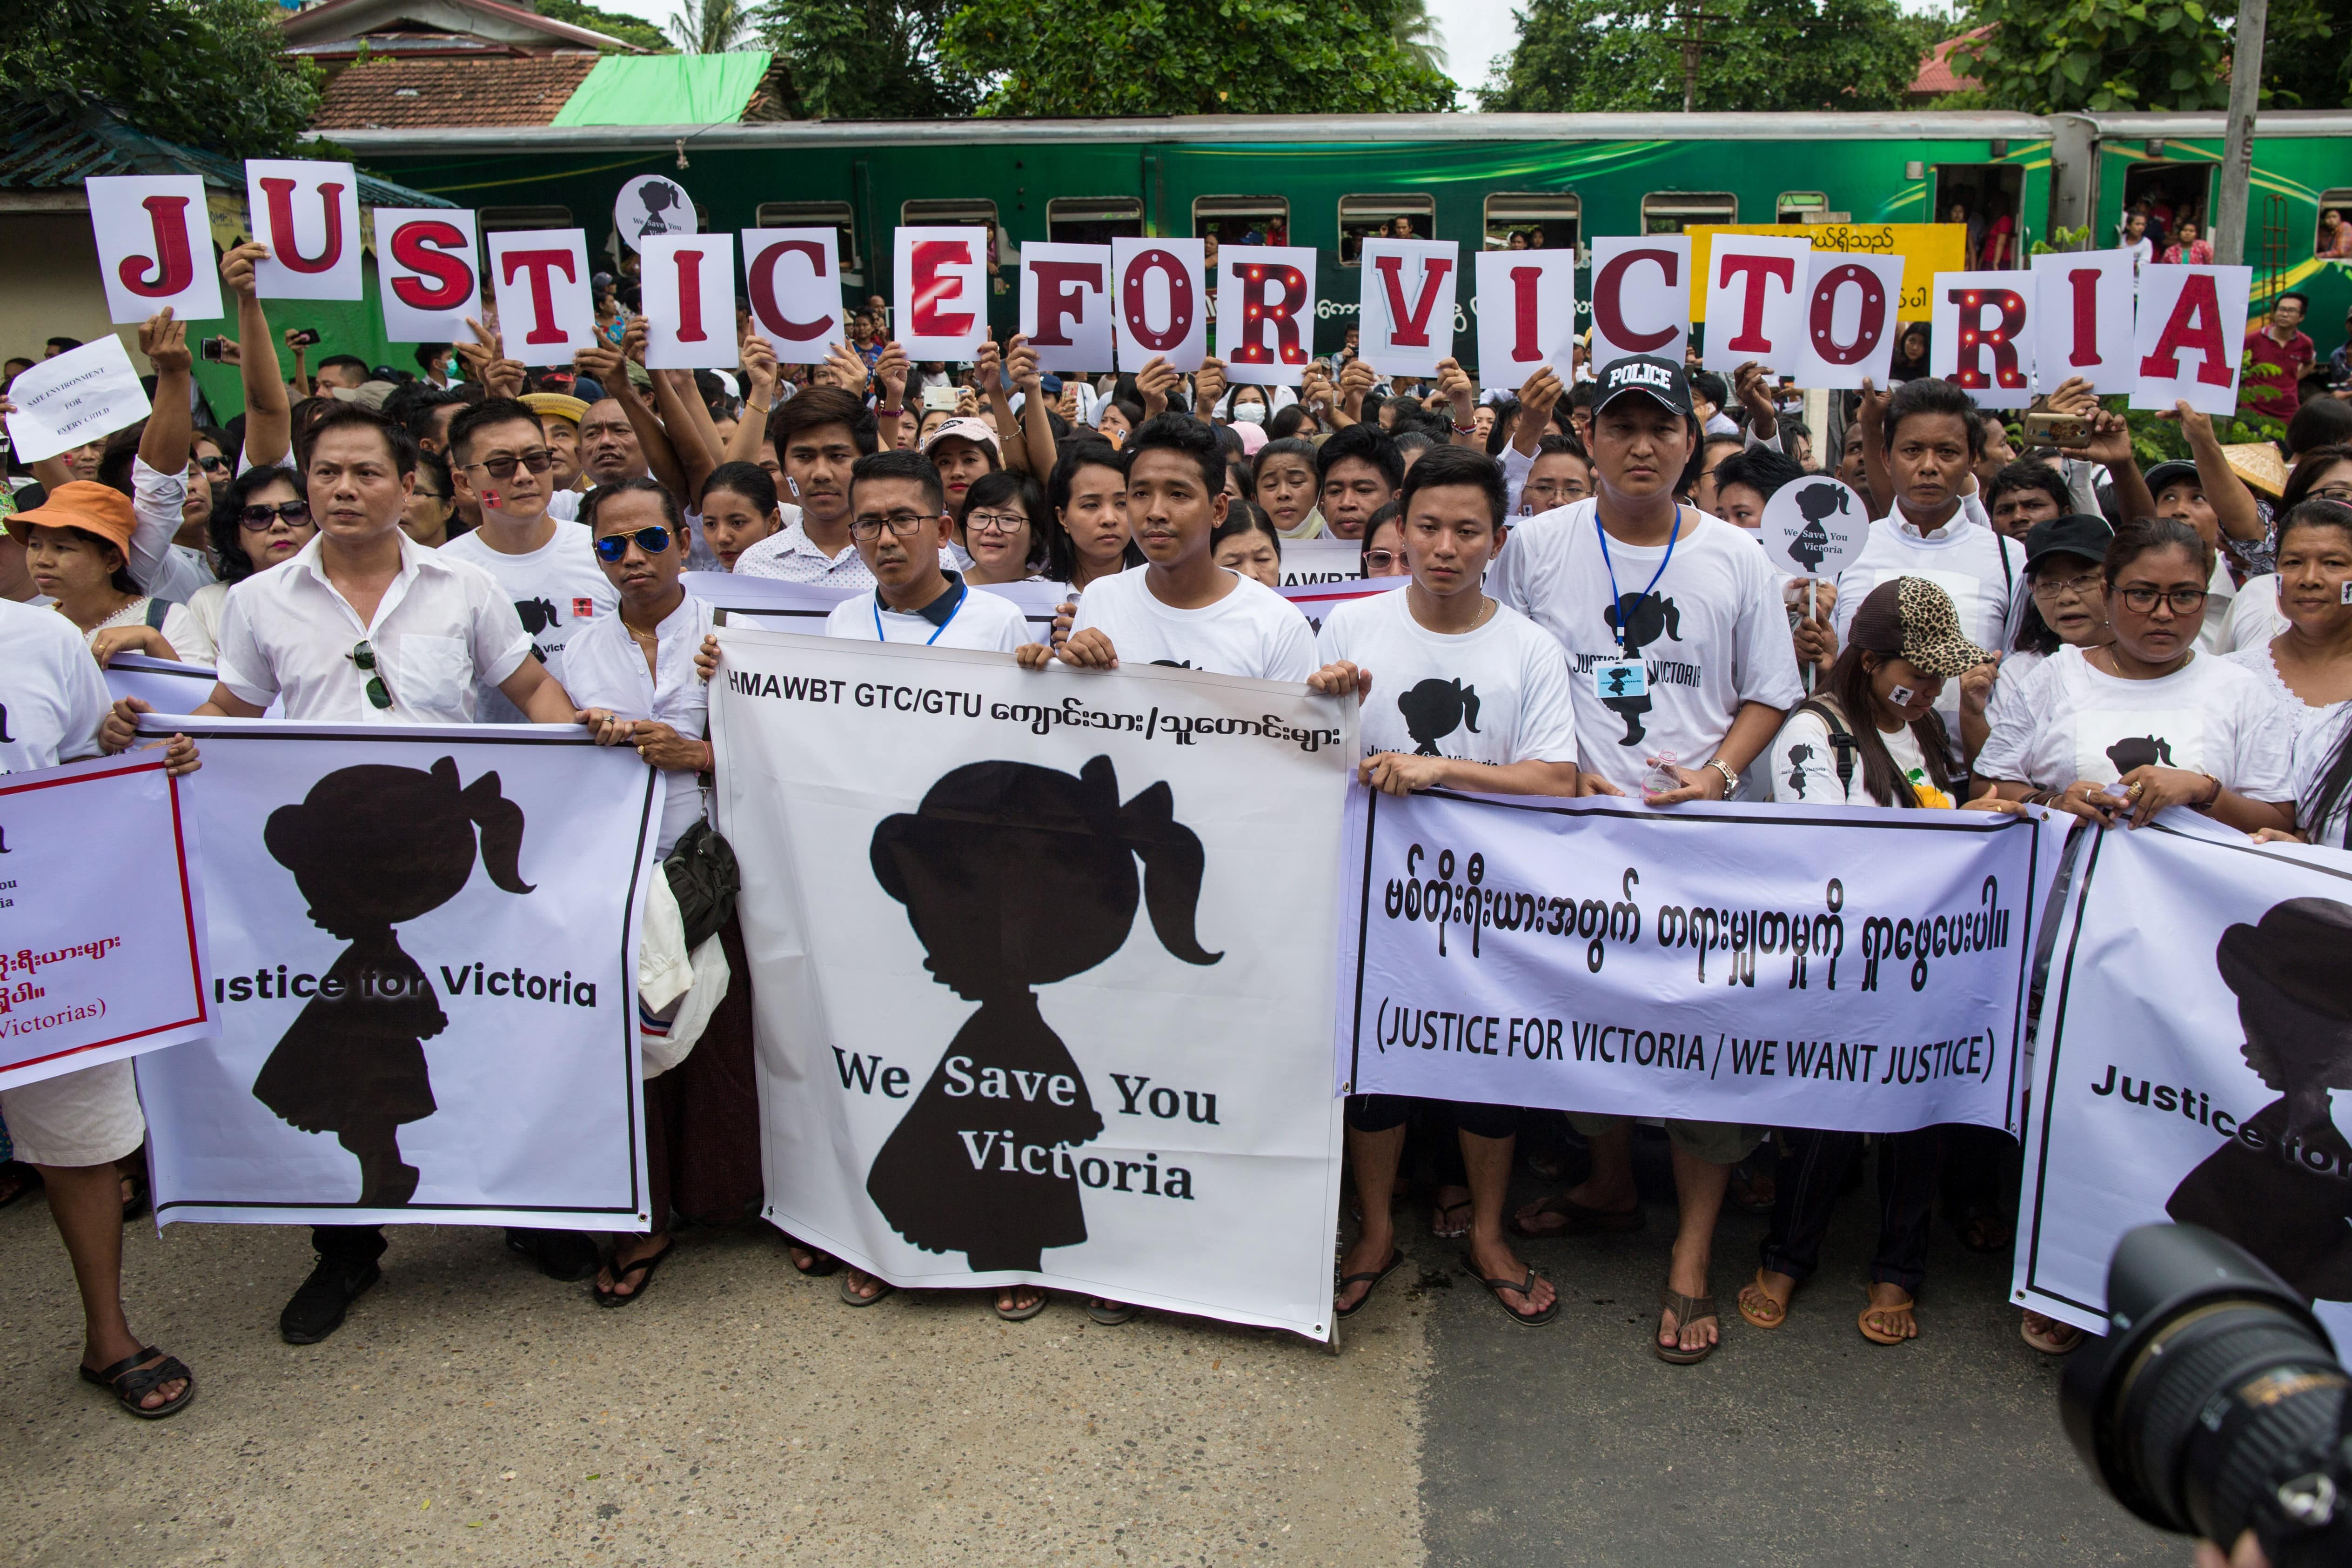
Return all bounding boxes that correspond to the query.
[1642,750,1682,798]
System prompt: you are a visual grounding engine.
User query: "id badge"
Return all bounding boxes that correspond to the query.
[1594,658,1648,700]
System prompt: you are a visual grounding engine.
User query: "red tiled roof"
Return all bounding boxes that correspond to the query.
[1910,27,1992,96]
[312,54,601,130]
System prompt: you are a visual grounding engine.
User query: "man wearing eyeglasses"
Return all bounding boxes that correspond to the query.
[820,451,1029,652]
[440,399,619,721]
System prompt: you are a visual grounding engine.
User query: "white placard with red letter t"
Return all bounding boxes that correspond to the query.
[1701,235,1810,375]
[1473,250,1577,387]
[245,159,364,301]
[641,233,738,370]
[1354,239,1458,380]
[1019,243,1113,375]
[1587,236,1689,374]
[1931,271,2036,409]
[85,175,223,325]
[486,229,596,366]
[1216,246,1318,386]
[1112,237,1207,373]
[894,227,990,362]
[2134,265,2253,416]
[2032,250,2139,397]
[741,228,843,364]
[377,208,482,343]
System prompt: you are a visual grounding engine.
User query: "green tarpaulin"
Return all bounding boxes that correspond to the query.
[550,52,771,127]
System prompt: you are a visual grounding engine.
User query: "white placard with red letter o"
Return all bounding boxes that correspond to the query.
[894,227,989,362]
[1217,245,1318,386]
[641,233,738,371]
[1702,234,1810,375]
[2032,250,2140,397]
[1112,237,1207,373]
[741,228,843,363]
[245,159,364,302]
[486,230,596,366]
[1355,239,1458,380]
[1019,242,1113,375]
[86,175,223,325]
[1473,250,1577,388]
[1588,236,1689,374]
[1931,271,2036,409]
[1795,252,1906,391]
[2134,265,2253,416]
[377,208,481,343]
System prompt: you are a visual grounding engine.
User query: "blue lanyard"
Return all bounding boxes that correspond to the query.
[1595,508,1682,652]
[875,578,965,645]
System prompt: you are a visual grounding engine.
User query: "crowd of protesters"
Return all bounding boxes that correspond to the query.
[3,226,2349,1422]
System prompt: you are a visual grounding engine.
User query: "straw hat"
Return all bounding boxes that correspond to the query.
[2221,442,2287,498]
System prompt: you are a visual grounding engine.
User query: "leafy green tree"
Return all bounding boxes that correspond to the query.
[4,0,321,158]
[537,0,676,51]
[757,0,983,117]
[670,0,757,52]
[1951,0,2344,113]
[1481,0,1942,112]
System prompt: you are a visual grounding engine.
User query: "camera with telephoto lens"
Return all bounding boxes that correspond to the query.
[2062,1224,2352,1567]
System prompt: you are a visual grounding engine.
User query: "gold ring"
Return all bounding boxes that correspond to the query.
[2126,781,2144,799]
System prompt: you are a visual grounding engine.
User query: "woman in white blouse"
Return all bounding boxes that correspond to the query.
[185,467,318,652]
[11,482,209,664]
[2235,500,2352,848]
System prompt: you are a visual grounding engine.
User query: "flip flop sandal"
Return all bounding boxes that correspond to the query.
[1429,1198,1473,1240]
[1086,1300,1142,1326]
[1509,1195,1644,1240]
[1655,1287,1720,1364]
[995,1290,1048,1322]
[1858,1294,1916,1346]
[2020,1311,2082,1354]
[1736,1269,1791,1330]
[1464,1256,1559,1327]
[592,1243,673,1308]
[81,1346,194,1419]
[1956,1214,2013,1255]
[838,1272,895,1307]
[785,1240,842,1278]
[0,1161,44,1209]
[1334,1248,1404,1320]
[119,1168,150,1225]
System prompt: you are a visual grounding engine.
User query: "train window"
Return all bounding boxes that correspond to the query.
[1776,191,1829,224]
[2316,189,2352,260]
[1338,194,1435,265]
[755,200,858,271]
[1934,164,2029,266]
[2116,163,2212,253]
[1047,197,1144,245]
[1640,192,1736,235]
[1484,193,1580,251]
[1193,196,1289,248]
[901,199,998,230]
[478,205,572,233]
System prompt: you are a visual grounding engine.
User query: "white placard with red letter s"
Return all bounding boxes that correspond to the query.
[1354,239,1458,380]
[1216,245,1318,386]
[1931,270,2036,409]
[1112,237,1208,373]
[1795,252,1907,391]
[1473,250,1578,387]
[244,159,363,302]
[486,229,596,366]
[1019,242,1113,375]
[2032,250,2140,397]
[1587,236,1689,374]
[377,208,482,343]
[894,227,990,362]
[1702,234,1811,375]
[85,175,223,325]
[741,228,843,364]
[2134,265,2253,416]
[641,233,738,370]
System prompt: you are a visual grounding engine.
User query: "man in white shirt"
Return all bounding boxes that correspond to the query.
[824,450,1029,652]
[101,402,592,1346]
[1487,354,1804,1364]
[2,598,200,1418]
[439,399,618,720]
[736,388,896,589]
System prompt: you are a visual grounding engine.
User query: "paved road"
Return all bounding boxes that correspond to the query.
[2,1139,2182,1566]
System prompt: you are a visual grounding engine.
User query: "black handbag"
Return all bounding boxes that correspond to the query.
[663,818,738,952]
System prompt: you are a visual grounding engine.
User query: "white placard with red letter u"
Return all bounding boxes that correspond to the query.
[245,159,364,301]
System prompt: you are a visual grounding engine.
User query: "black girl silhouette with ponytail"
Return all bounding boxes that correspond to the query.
[250,757,534,1207]
[865,755,1219,1273]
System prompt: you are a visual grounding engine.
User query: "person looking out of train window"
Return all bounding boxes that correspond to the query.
[2161,219,2213,266]
[2120,208,2154,274]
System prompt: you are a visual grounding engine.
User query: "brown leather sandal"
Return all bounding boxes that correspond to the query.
[1655,1287,1719,1364]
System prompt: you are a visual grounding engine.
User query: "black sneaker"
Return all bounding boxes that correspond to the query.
[505,1227,600,1282]
[279,1256,381,1345]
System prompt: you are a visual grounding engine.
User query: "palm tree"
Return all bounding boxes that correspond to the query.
[1391,0,1447,74]
[670,0,754,53]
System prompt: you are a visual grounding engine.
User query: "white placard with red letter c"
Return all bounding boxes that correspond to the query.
[377,208,481,343]
[1795,252,1907,391]
[86,175,223,325]
[641,233,738,370]
[1355,239,1458,380]
[245,159,364,301]
[486,230,596,367]
[1019,242,1113,375]
[1587,236,1689,374]
[741,228,843,364]
[893,227,990,362]
[1701,235,1810,375]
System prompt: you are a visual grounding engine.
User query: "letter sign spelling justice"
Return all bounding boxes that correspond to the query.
[1355,238,1457,380]
[1018,242,1113,374]
[244,160,363,301]
[1472,249,1577,387]
[1587,236,1689,371]
[640,233,738,370]
[2032,250,2139,396]
[893,226,990,362]
[1217,245,1319,386]
[485,229,596,366]
[376,208,481,342]
[86,175,223,325]
[741,228,842,363]
[1111,237,1207,372]
[1930,270,2035,408]
[1796,252,1908,390]
[2134,264,2253,415]
[1701,235,1811,374]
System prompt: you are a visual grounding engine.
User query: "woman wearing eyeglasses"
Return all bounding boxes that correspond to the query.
[185,466,321,650]
[955,469,1051,585]
[1974,516,2297,836]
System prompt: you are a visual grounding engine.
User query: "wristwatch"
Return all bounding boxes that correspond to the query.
[1705,758,1739,797]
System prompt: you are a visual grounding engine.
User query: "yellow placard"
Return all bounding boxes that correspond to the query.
[1686,224,1969,324]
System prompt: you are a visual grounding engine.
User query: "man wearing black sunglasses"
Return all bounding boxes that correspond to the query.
[441,398,617,722]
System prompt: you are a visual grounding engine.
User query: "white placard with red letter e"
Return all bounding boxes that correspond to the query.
[894,227,989,362]
[1702,234,1810,375]
[86,175,223,325]
[2134,265,2252,416]
[2033,250,2140,396]
[1217,245,1318,387]
[1588,236,1689,374]
[244,159,363,302]
[1112,237,1207,373]
[486,230,595,367]
[1795,253,1907,390]
[1019,242,1113,375]
[1931,271,2036,409]
[1473,250,1577,386]
[641,233,738,370]
[1355,239,1458,380]
[377,208,481,343]
[741,228,843,364]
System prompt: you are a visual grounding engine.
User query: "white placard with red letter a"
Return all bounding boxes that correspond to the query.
[894,227,989,362]
[1217,245,1318,387]
[2134,265,2252,416]
[1931,271,2036,409]
[2032,250,2139,396]
[641,233,738,370]
[377,208,481,343]
[245,159,363,301]
[1702,235,1810,375]
[1019,242,1113,375]
[741,228,843,364]
[487,230,595,367]
[1112,237,1207,373]
[1588,236,1689,374]
[1795,252,1907,391]
[1473,250,1577,387]
[86,175,222,325]
[1355,239,1458,380]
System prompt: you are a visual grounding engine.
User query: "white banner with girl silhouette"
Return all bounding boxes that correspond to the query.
[2012,816,2352,1346]
[712,630,1354,1340]
[134,721,661,1230]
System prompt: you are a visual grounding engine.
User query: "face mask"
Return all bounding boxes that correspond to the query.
[1233,402,1266,425]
